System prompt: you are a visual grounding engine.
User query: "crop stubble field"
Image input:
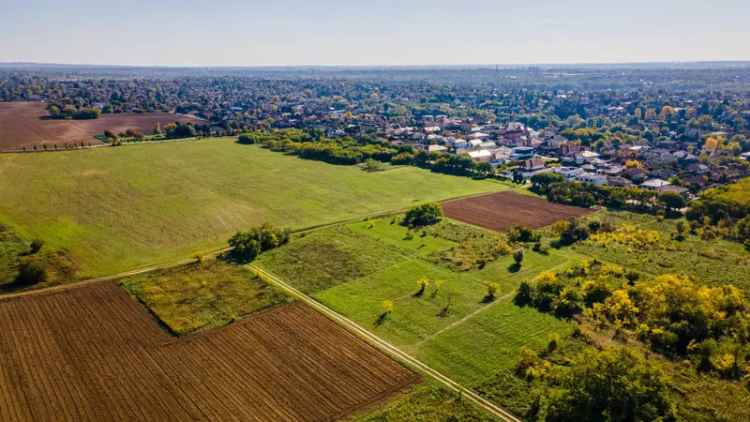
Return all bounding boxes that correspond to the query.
[0,102,198,150]
[443,191,593,232]
[0,283,418,421]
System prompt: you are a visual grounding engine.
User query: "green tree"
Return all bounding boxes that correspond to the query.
[513,249,524,267]
[531,348,677,422]
[530,172,565,195]
[237,133,257,144]
[403,203,442,227]
[484,282,500,302]
[658,191,686,213]
[228,224,290,262]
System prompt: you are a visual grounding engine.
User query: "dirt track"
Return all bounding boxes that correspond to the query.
[0,283,417,421]
[0,102,197,150]
[443,191,593,232]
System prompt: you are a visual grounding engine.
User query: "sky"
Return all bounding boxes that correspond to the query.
[2,0,748,67]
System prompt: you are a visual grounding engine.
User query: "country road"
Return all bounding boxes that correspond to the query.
[248,264,521,422]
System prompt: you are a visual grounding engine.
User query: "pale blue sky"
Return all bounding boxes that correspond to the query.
[2,0,748,66]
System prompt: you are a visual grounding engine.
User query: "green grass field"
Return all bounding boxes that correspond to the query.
[349,382,496,421]
[256,215,579,393]
[121,259,289,335]
[0,139,511,278]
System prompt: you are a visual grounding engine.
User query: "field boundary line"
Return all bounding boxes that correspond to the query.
[248,264,521,422]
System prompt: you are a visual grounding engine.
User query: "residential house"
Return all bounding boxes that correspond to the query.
[465,149,493,163]
[641,178,671,190]
[510,146,535,160]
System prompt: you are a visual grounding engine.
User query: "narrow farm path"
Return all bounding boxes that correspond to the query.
[249,264,521,422]
[413,290,515,349]
[413,257,578,348]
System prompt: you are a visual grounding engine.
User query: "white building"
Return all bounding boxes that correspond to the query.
[466,149,493,163]
[641,179,671,190]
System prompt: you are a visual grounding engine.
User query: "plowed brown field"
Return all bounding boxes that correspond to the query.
[443,191,593,232]
[0,283,417,421]
[0,102,198,150]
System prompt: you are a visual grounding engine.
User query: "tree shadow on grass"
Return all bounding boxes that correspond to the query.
[374,312,389,327]
[480,294,496,304]
[436,305,451,318]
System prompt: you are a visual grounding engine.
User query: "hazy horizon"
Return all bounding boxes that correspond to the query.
[3,0,749,67]
[3,60,750,69]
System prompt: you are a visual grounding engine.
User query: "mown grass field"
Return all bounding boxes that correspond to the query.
[256,215,579,392]
[0,139,511,278]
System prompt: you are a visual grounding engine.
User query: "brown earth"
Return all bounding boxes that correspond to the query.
[0,102,198,150]
[0,283,418,421]
[443,191,593,232]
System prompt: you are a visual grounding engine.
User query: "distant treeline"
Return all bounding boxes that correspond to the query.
[46,104,100,120]
[238,129,494,178]
[530,172,685,215]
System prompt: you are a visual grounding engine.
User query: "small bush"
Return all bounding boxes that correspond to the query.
[508,226,540,243]
[483,282,500,302]
[15,260,48,286]
[376,300,395,325]
[29,239,44,254]
[237,133,257,144]
[546,333,560,354]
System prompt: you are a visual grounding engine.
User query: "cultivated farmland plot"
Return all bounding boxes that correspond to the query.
[443,191,593,232]
[0,283,418,421]
[0,102,198,150]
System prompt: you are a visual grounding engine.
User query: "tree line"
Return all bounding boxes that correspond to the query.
[238,129,495,179]
[530,172,686,216]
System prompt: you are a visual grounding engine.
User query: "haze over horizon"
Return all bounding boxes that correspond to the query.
[2,0,749,67]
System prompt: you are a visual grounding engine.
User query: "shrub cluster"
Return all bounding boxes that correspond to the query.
[522,347,677,422]
[531,173,685,215]
[228,223,290,262]
[515,260,622,318]
[403,203,442,228]
[507,226,541,243]
[516,261,750,381]
[687,178,750,246]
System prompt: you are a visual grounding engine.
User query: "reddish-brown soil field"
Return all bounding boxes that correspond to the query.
[0,102,198,150]
[0,283,417,421]
[443,191,593,232]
